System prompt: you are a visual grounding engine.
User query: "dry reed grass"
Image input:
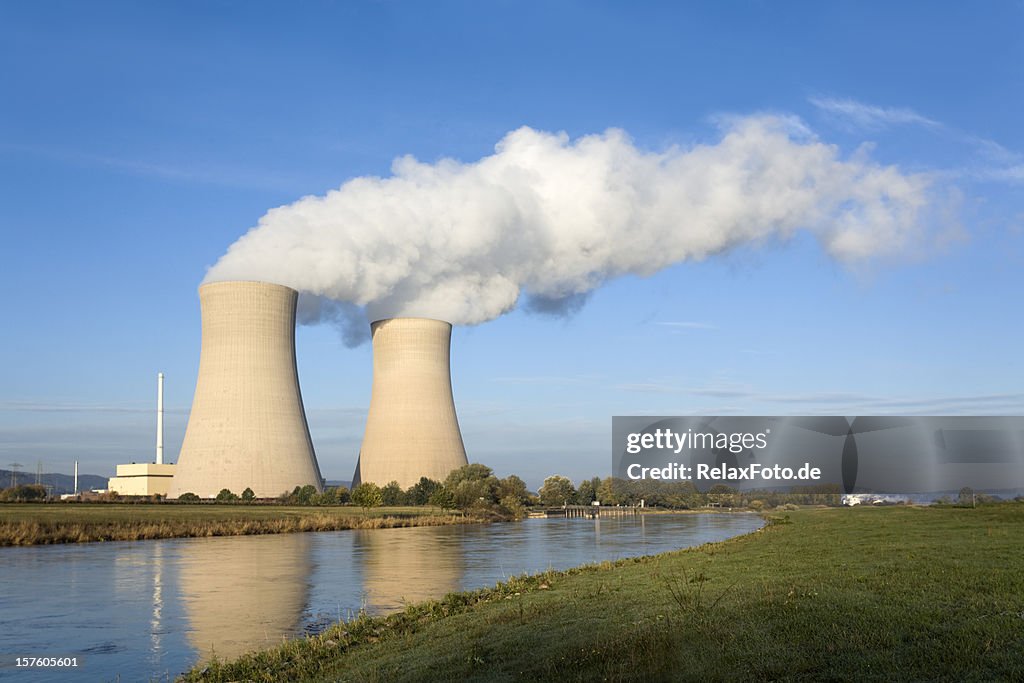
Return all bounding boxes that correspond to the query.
[0,512,473,546]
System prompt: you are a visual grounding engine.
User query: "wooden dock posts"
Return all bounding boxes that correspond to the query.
[561,505,639,519]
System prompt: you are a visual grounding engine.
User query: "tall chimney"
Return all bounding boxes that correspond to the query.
[168,281,323,499]
[74,460,78,495]
[156,372,164,465]
[354,317,468,489]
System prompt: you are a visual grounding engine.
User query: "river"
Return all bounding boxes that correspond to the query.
[0,513,763,682]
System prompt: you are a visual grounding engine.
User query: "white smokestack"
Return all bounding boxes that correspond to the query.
[74,460,78,495]
[156,372,164,465]
[204,117,948,333]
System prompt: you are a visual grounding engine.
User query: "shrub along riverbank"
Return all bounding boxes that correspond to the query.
[182,504,1024,682]
[0,504,477,546]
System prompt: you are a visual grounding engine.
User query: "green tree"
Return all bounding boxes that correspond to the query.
[216,488,238,502]
[497,475,529,505]
[444,463,494,487]
[406,477,442,505]
[444,464,499,509]
[0,484,47,501]
[429,486,455,511]
[297,484,318,505]
[240,487,255,501]
[538,475,576,507]
[576,478,597,505]
[315,487,340,505]
[351,482,383,510]
[596,477,619,505]
[499,495,527,519]
[707,484,736,507]
[333,485,351,504]
[449,479,489,508]
[380,480,405,506]
[177,492,200,502]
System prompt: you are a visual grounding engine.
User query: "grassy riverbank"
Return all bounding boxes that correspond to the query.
[0,504,473,545]
[183,504,1024,682]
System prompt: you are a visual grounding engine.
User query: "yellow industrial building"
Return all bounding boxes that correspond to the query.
[108,463,177,497]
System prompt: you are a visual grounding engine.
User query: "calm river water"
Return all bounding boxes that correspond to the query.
[0,513,763,682]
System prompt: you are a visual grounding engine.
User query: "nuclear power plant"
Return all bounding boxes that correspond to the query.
[353,317,468,489]
[167,281,323,499]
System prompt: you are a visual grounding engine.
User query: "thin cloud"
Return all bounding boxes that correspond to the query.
[616,383,750,397]
[0,400,186,415]
[613,383,1024,414]
[972,165,1024,184]
[810,96,1023,186]
[963,135,1020,164]
[655,321,718,330]
[615,383,680,394]
[809,96,941,130]
[0,142,304,193]
[491,375,594,386]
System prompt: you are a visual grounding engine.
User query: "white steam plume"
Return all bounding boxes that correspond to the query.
[206,115,942,340]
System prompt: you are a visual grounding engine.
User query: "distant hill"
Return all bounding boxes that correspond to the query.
[325,479,353,490]
[0,469,108,495]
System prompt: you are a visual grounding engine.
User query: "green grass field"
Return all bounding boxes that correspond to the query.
[0,503,467,545]
[184,504,1024,682]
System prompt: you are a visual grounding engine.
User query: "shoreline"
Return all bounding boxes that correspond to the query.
[182,513,772,682]
[0,503,762,547]
[0,504,484,546]
[179,504,1024,682]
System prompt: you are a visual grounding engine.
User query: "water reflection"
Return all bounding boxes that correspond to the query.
[178,533,313,662]
[114,542,169,670]
[351,526,464,613]
[0,514,762,682]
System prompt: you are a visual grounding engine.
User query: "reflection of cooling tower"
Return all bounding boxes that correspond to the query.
[180,533,312,662]
[168,281,323,499]
[353,526,463,612]
[354,318,468,489]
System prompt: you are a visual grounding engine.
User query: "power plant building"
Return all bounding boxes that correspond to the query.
[109,372,177,497]
[167,281,323,499]
[354,317,468,489]
[108,463,177,497]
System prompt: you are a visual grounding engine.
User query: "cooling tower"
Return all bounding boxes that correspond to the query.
[353,317,468,489]
[168,281,323,499]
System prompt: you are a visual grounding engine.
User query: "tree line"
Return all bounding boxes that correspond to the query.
[176,463,536,517]
[534,475,846,509]
[21,466,1015,510]
[179,468,848,512]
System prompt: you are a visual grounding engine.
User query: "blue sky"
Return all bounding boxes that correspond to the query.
[1,1,1022,488]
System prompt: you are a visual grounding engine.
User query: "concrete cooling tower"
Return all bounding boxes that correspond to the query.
[353,317,468,489]
[168,281,323,499]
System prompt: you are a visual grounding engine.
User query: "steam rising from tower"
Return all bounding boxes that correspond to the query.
[168,281,323,499]
[353,318,468,488]
[204,117,947,340]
